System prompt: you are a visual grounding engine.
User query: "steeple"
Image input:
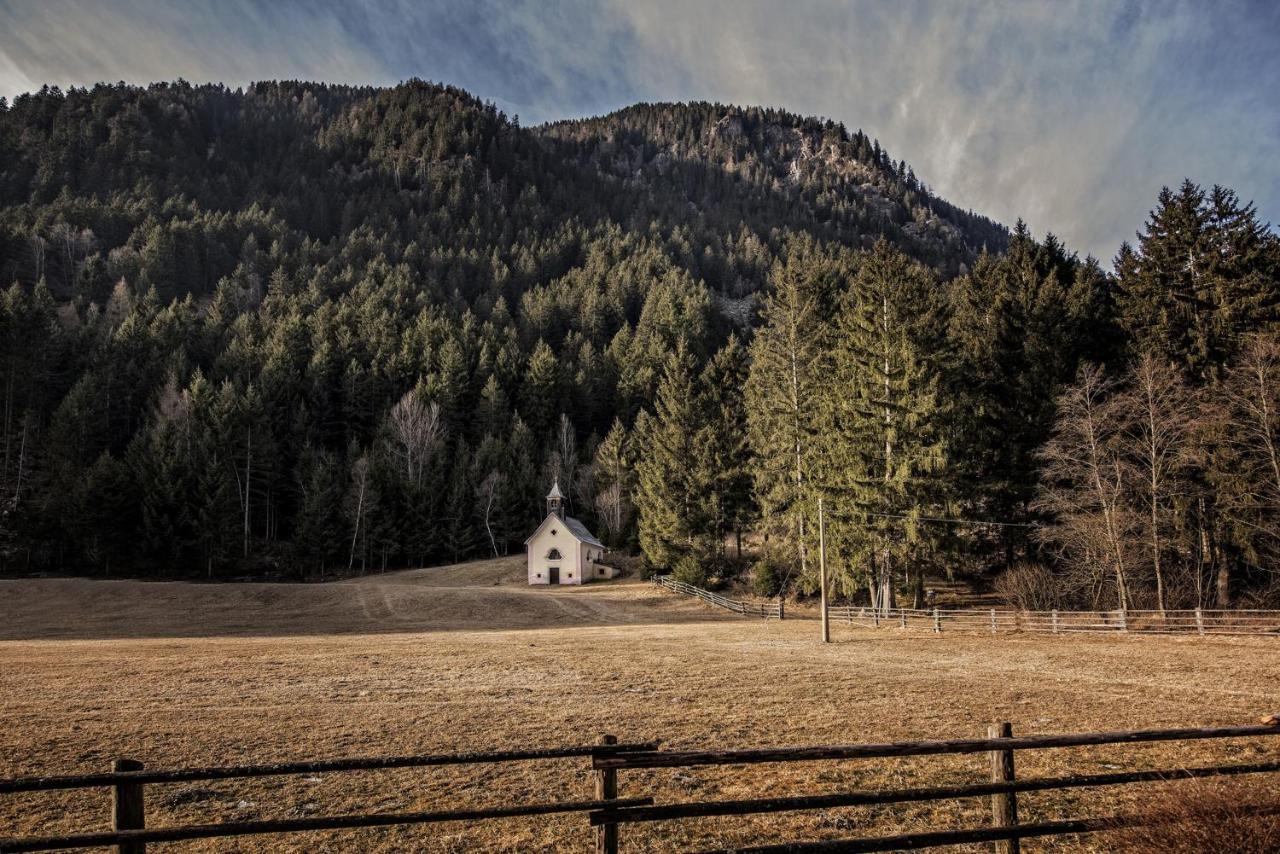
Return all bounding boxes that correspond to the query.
[546,479,565,518]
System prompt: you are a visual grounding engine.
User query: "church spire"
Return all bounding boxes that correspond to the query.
[546,479,565,517]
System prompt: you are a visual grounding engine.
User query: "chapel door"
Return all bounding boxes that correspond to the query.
[548,567,560,585]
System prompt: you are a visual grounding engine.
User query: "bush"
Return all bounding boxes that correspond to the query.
[672,554,708,587]
[752,559,783,597]
[993,563,1060,611]
[1106,779,1280,853]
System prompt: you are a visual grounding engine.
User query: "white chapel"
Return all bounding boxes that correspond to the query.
[524,480,613,585]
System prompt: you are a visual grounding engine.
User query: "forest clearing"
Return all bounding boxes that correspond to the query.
[3,558,1278,852]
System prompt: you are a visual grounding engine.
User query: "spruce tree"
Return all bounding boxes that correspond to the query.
[744,241,840,589]
[702,335,754,559]
[819,240,947,610]
[633,343,716,571]
[1116,180,1280,383]
[592,418,634,547]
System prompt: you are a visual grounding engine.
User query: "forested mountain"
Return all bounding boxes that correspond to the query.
[542,103,1007,280]
[1,79,1277,608]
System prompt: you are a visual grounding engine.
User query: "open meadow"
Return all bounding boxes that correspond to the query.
[2,559,1279,852]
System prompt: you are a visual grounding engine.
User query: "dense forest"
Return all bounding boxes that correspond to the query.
[1,80,1277,609]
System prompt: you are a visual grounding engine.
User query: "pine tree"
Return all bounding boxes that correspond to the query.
[819,240,947,610]
[633,344,716,570]
[592,418,634,547]
[1116,180,1280,383]
[702,335,754,559]
[744,241,840,589]
[442,439,478,563]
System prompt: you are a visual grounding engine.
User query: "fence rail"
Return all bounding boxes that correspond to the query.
[0,741,655,853]
[826,605,1280,636]
[590,720,1280,852]
[654,576,782,619]
[4,723,1278,852]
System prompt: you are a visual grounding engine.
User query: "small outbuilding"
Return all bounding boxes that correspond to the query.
[525,481,613,585]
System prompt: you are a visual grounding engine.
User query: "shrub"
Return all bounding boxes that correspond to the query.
[672,554,708,587]
[752,559,783,597]
[993,562,1060,611]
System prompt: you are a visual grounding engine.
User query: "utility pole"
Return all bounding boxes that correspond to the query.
[819,496,829,643]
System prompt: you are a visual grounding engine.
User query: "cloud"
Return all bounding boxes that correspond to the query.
[597,0,1280,260]
[0,1,388,95]
[2,0,1277,261]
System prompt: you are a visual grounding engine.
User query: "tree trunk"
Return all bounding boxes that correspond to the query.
[1215,557,1231,608]
[243,426,252,558]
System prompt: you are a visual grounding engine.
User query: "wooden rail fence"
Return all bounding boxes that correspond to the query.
[0,741,655,853]
[654,576,783,619]
[653,573,1280,636]
[589,720,1280,852]
[3,722,1278,852]
[827,606,1280,636]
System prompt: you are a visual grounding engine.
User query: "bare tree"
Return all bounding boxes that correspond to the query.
[386,390,443,488]
[29,233,46,283]
[556,413,577,510]
[1216,334,1280,587]
[476,470,505,558]
[346,455,372,574]
[593,481,629,545]
[1117,354,1195,615]
[52,223,95,293]
[1035,365,1136,610]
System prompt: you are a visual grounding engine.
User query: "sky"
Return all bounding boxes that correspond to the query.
[1,0,1277,262]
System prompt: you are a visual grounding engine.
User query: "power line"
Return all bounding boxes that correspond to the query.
[756,502,1042,531]
[854,510,1041,530]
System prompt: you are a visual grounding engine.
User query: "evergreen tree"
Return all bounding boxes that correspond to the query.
[702,335,754,558]
[592,418,634,548]
[1115,180,1280,383]
[818,240,947,610]
[744,241,840,589]
[634,344,717,570]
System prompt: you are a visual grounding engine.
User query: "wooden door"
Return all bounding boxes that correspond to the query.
[548,567,560,585]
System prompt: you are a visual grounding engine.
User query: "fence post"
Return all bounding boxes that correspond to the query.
[818,496,830,644]
[778,598,785,620]
[900,610,907,629]
[988,722,1019,854]
[1120,609,1128,633]
[1195,607,1205,636]
[112,758,146,854]
[1051,609,1059,635]
[990,609,997,635]
[595,734,618,854]
[933,608,941,633]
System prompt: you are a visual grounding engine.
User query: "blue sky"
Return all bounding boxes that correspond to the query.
[2,0,1277,261]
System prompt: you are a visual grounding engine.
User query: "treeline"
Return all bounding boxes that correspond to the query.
[0,79,997,578]
[633,182,1280,609]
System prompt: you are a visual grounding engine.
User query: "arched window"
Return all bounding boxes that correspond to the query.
[546,548,563,560]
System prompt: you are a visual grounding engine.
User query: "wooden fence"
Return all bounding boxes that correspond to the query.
[4,722,1278,852]
[588,720,1280,852]
[654,576,783,619]
[652,574,1280,636]
[827,606,1280,636]
[0,740,654,853]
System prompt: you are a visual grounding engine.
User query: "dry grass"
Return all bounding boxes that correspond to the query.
[2,557,1279,852]
[1104,779,1280,852]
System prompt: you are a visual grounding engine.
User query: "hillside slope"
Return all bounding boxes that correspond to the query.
[0,557,733,640]
[540,102,1006,279]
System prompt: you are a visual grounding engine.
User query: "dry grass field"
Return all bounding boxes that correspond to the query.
[2,558,1279,852]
